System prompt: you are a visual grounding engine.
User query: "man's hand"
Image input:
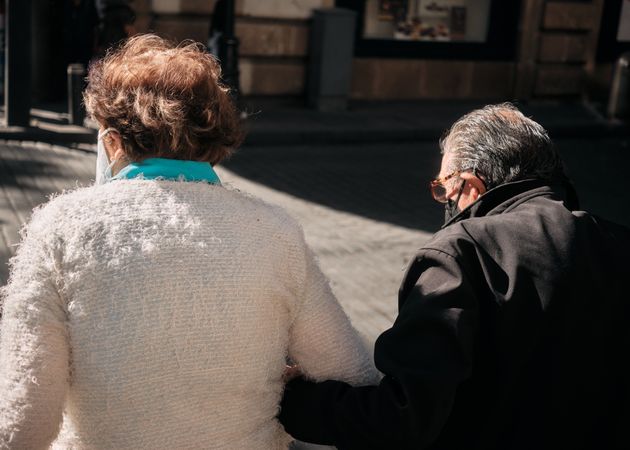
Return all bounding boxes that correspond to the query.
[283,364,302,382]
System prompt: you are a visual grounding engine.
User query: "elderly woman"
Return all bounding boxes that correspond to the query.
[0,35,376,449]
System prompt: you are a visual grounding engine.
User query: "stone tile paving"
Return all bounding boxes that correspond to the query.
[0,142,95,283]
[3,137,630,340]
[0,140,437,450]
[0,141,438,344]
[216,166,433,342]
[220,142,445,342]
[1,137,630,450]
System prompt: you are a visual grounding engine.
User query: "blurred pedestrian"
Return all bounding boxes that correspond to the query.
[207,0,226,57]
[94,3,136,57]
[0,34,377,449]
[63,0,99,67]
[279,103,630,450]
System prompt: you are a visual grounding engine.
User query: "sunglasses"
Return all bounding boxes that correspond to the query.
[430,169,485,203]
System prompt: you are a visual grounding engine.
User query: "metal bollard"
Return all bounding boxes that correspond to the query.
[67,63,86,126]
[607,52,630,120]
[307,8,356,112]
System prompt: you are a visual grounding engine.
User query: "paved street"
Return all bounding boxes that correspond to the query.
[2,137,630,343]
[0,140,437,343]
[224,137,630,344]
[1,136,629,450]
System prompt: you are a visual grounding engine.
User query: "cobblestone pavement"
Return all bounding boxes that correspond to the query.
[3,137,630,338]
[0,140,437,343]
[216,163,434,343]
[0,140,438,450]
[0,141,96,284]
[1,138,630,450]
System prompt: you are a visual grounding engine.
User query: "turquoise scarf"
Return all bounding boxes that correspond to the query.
[112,158,221,185]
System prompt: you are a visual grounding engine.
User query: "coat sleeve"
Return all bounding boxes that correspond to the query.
[0,210,70,450]
[286,227,379,388]
[279,248,479,450]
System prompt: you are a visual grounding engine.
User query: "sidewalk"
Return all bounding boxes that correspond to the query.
[1,105,629,450]
[0,99,626,146]
[241,98,628,145]
[1,140,384,450]
[0,106,96,145]
[0,139,431,342]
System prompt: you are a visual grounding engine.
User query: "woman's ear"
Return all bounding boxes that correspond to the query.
[104,132,125,162]
[113,146,127,162]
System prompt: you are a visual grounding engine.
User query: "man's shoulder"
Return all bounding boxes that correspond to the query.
[415,203,562,263]
[416,204,630,278]
[578,212,630,240]
[401,224,478,285]
[419,219,490,257]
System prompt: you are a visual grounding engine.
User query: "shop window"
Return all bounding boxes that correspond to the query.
[336,0,521,60]
[362,0,491,43]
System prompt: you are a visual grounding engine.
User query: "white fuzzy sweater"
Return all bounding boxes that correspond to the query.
[0,180,377,449]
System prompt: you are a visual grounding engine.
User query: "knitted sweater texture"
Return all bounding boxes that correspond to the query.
[0,180,378,449]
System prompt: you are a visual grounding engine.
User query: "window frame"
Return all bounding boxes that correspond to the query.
[335,0,522,61]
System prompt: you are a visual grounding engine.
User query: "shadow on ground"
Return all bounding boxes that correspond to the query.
[225,137,630,233]
[224,141,446,233]
[1,153,63,179]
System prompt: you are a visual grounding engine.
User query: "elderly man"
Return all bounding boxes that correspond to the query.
[279,103,630,449]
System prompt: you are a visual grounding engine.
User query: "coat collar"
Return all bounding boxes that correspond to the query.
[441,178,580,229]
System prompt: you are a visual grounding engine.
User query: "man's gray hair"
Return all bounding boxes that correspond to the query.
[440,103,565,189]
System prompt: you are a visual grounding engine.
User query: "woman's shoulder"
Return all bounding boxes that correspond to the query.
[10,186,99,256]
[27,185,97,230]
[215,185,304,233]
[30,181,307,244]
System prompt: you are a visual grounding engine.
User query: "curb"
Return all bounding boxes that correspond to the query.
[243,122,630,146]
[0,126,97,145]
[1,115,627,147]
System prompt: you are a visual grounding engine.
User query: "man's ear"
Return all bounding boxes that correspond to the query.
[470,185,482,201]
[460,172,487,201]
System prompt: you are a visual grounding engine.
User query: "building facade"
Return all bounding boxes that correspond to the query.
[137,0,624,103]
[32,0,627,104]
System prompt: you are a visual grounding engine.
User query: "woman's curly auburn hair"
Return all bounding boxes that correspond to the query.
[84,34,244,165]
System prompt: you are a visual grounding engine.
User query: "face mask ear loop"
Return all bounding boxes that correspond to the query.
[98,127,119,140]
[453,178,466,205]
[99,128,123,168]
[95,128,122,185]
[473,168,487,192]
[444,179,466,226]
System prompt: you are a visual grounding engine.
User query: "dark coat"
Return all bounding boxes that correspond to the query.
[279,179,630,450]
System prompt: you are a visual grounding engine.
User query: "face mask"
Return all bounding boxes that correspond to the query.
[444,199,459,224]
[444,179,466,225]
[95,128,119,185]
